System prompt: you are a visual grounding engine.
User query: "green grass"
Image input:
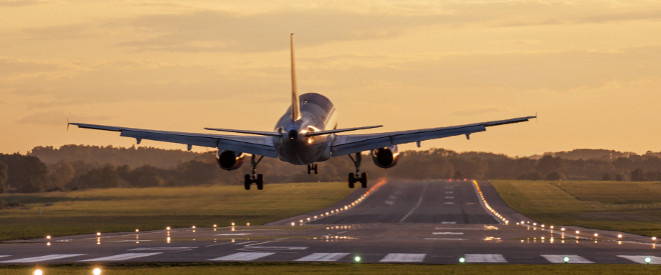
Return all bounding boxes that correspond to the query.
[1,263,660,274]
[491,180,661,236]
[0,182,353,241]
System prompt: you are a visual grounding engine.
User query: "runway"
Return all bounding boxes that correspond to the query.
[1,179,659,265]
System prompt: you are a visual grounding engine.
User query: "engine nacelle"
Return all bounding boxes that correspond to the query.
[372,145,400,169]
[216,150,245,171]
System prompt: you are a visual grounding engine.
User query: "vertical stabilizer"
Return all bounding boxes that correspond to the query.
[290,33,301,121]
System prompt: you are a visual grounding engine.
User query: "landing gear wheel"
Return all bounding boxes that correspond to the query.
[256,174,264,190]
[244,174,251,190]
[360,172,367,188]
[307,163,319,174]
[348,173,355,188]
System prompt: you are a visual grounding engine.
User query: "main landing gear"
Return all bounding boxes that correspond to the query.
[244,154,264,190]
[307,163,318,174]
[348,152,367,189]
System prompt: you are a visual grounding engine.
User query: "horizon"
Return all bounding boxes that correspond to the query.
[2,1,660,156]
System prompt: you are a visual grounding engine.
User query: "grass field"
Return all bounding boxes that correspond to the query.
[491,180,661,237]
[0,182,353,241]
[1,263,660,275]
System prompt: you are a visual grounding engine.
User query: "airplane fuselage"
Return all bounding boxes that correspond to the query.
[273,93,337,165]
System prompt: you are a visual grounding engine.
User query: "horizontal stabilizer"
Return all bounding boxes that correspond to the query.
[204,127,282,137]
[305,125,383,137]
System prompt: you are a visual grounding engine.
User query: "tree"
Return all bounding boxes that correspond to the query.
[48,161,75,191]
[630,168,645,181]
[0,161,7,193]
[601,173,611,181]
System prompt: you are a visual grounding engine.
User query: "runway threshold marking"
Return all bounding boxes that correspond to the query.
[210,252,275,261]
[1,254,85,263]
[465,254,507,263]
[0,256,9,259]
[129,247,197,251]
[294,253,349,262]
[541,254,593,264]
[617,255,661,264]
[379,253,426,263]
[80,253,162,262]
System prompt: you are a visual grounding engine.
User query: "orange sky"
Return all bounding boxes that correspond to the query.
[1,1,660,156]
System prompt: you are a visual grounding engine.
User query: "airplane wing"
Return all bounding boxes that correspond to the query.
[68,123,278,158]
[330,116,536,156]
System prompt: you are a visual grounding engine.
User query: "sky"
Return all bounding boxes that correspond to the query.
[1,0,660,157]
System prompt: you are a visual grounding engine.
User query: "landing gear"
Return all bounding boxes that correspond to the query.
[244,154,264,190]
[348,153,368,188]
[307,163,318,174]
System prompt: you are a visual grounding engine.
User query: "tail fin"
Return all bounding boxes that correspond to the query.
[290,33,301,121]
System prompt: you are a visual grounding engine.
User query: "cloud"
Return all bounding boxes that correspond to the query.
[0,0,45,7]
[17,111,111,126]
[0,57,59,78]
[115,10,436,52]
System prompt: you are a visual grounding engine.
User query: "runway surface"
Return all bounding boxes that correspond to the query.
[1,179,659,265]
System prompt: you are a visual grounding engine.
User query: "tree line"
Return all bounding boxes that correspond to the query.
[0,145,660,193]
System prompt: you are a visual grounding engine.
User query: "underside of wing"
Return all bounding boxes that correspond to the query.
[69,123,277,158]
[330,116,535,156]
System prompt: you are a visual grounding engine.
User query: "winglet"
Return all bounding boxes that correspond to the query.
[290,33,301,121]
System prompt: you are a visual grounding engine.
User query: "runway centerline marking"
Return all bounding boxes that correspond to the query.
[465,254,507,263]
[399,181,430,223]
[441,221,457,225]
[2,254,84,263]
[210,252,275,261]
[380,253,426,263]
[617,255,661,264]
[295,253,349,262]
[432,232,464,235]
[542,254,593,264]
[81,253,161,262]
[444,202,454,205]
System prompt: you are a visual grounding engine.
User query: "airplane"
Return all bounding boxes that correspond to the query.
[69,34,536,190]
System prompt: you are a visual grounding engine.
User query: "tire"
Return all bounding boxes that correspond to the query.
[360,172,367,188]
[244,174,251,190]
[314,164,318,174]
[348,173,355,188]
[257,174,264,190]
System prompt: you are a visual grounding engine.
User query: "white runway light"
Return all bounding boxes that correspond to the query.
[33,269,43,275]
[93,267,102,275]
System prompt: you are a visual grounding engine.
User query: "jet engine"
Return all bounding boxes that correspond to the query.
[372,145,400,169]
[216,150,245,171]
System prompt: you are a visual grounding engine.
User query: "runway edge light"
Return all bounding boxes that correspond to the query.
[459,257,466,263]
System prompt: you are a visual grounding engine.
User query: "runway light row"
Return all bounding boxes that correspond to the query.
[472,180,509,225]
[292,178,386,226]
[34,267,103,275]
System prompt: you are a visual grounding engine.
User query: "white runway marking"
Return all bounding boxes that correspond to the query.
[295,253,349,262]
[384,200,395,206]
[0,255,9,259]
[81,253,161,262]
[245,246,308,251]
[423,237,467,241]
[465,254,507,263]
[210,252,274,261]
[444,202,454,205]
[617,255,661,264]
[432,232,464,235]
[445,191,453,194]
[380,253,425,263]
[216,233,251,236]
[444,196,454,199]
[542,254,593,264]
[2,254,84,263]
[441,221,457,224]
[129,247,196,251]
